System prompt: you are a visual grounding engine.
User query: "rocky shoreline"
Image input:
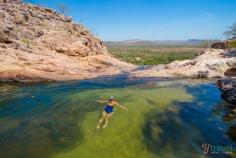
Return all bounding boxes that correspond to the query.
[0,0,236,82]
[131,48,236,79]
[217,80,236,105]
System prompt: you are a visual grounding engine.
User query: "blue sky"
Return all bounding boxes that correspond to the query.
[25,0,236,41]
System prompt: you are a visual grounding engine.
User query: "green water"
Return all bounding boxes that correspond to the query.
[0,78,235,158]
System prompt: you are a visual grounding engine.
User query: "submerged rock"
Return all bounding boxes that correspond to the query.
[216,80,236,105]
[227,124,236,144]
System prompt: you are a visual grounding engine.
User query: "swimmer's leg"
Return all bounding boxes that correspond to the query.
[97,111,107,129]
[103,112,113,128]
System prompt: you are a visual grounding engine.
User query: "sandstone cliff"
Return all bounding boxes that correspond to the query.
[0,0,134,82]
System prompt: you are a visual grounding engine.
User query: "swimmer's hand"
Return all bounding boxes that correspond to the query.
[123,107,128,111]
[121,106,128,111]
[115,102,128,111]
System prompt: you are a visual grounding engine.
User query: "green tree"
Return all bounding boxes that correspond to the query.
[224,22,236,39]
[200,41,212,48]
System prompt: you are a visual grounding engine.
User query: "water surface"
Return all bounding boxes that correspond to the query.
[0,78,235,158]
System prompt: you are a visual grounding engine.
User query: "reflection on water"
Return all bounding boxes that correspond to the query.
[0,78,235,158]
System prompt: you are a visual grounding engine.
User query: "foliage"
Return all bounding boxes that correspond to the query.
[21,38,31,48]
[108,46,201,65]
[228,40,236,48]
[200,41,215,48]
[224,22,236,39]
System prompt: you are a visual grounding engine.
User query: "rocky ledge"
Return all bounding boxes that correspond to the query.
[131,48,236,79]
[0,0,134,82]
[217,80,236,105]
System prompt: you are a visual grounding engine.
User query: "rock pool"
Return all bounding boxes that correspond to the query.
[0,77,235,158]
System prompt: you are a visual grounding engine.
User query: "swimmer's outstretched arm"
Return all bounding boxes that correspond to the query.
[96,100,107,103]
[115,102,128,111]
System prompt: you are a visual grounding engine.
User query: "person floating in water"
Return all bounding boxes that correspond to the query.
[96,96,128,129]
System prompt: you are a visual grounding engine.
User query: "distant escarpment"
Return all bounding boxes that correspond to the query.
[0,0,134,82]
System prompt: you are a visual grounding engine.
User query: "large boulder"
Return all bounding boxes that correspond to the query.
[225,68,236,77]
[211,41,229,49]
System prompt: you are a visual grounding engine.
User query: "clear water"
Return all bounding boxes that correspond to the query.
[0,77,235,158]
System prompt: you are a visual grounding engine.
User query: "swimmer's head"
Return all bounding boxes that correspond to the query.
[108,96,114,102]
